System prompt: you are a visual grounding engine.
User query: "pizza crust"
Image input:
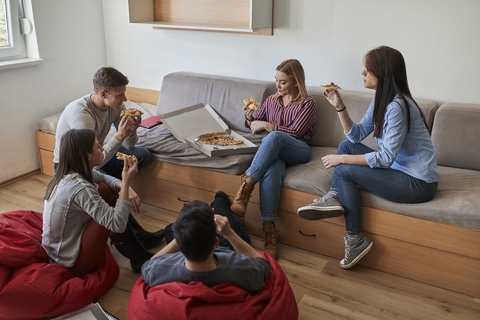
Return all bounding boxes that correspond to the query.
[243,97,260,110]
[321,82,342,90]
[120,108,144,118]
[116,152,136,162]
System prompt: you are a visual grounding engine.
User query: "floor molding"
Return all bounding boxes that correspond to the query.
[0,169,42,188]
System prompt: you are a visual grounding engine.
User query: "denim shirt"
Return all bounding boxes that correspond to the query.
[346,96,440,183]
[42,170,132,267]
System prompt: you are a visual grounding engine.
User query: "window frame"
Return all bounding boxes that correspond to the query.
[0,0,26,61]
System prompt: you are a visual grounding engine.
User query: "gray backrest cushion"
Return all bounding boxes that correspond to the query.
[157,72,277,133]
[308,88,377,149]
[431,103,480,171]
[308,86,438,150]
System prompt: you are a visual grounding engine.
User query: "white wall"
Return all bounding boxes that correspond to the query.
[102,0,480,105]
[1,0,479,183]
[0,0,107,183]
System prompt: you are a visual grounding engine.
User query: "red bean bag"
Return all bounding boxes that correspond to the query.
[0,210,119,320]
[128,251,298,320]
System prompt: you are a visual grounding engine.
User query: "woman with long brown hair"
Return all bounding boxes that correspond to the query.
[230,59,317,259]
[42,128,158,275]
[298,46,440,268]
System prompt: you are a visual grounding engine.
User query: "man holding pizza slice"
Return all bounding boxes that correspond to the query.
[53,67,152,179]
[53,67,161,253]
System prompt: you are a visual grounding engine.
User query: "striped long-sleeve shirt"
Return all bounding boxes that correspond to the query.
[247,94,317,140]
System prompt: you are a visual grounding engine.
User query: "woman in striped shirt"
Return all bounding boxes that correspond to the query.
[230,59,317,259]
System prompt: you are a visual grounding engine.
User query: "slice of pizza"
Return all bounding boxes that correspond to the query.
[321,82,342,90]
[116,152,136,162]
[243,97,260,110]
[198,135,244,146]
[120,108,144,118]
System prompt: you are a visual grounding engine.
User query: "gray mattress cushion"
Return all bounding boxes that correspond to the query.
[157,72,277,133]
[362,165,480,231]
[431,103,480,171]
[283,146,480,231]
[135,124,266,175]
[283,146,336,196]
[38,112,62,134]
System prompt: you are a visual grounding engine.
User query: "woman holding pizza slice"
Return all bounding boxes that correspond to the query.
[230,59,317,259]
[42,128,161,276]
[297,46,440,269]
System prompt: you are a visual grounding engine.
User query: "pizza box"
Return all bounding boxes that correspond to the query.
[162,103,258,157]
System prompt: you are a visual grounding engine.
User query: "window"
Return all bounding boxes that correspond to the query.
[0,0,26,61]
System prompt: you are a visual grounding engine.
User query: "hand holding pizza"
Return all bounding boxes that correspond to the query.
[121,153,138,183]
[322,82,345,111]
[243,104,255,120]
[116,114,137,140]
[131,115,141,131]
[243,97,258,120]
[122,108,143,130]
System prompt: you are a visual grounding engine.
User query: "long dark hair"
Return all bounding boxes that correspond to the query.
[44,129,96,200]
[364,46,428,138]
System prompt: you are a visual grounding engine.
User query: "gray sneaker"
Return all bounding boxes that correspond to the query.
[340,232,373,269]
[297,193,345,220]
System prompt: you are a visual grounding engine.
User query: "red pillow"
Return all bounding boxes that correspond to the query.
[128,251,298,320]
[0,211,119,320]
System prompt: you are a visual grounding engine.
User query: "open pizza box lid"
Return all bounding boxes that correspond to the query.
[162,103,258,157]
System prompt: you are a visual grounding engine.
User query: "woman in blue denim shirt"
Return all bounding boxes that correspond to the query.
[297,46,440,269]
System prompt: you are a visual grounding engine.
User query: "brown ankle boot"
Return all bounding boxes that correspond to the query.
[262,222,279,260]
[230,181,255,217]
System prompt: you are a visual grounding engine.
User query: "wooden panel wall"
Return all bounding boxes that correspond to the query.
[153,0,250,27]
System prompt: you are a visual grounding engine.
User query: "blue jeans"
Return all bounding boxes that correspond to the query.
[332,140,438,234]
[99,146,152,179]
[247,131,311,221]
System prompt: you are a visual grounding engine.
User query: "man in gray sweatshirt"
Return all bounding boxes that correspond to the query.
[141,192,272,293]
[53,67,151,179]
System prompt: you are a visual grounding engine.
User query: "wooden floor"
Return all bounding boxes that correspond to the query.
[1,173,480,320]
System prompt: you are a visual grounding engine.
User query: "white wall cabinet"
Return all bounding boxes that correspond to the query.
[128,0,273,35]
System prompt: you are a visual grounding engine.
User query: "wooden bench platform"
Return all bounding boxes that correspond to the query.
[34,87,480,299]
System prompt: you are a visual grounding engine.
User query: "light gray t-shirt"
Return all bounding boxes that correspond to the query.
[42,171,132,267]
[53,93,138,165]
[141,247,272,293]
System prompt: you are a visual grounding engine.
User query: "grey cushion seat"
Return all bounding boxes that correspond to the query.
[283,157,480,231]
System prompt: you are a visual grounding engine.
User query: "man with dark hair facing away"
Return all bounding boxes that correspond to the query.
[54,67,152,180]
[141,192,272,293]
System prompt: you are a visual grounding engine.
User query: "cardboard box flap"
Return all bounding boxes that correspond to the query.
[162,104,228,143]
[162,103,257,157]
